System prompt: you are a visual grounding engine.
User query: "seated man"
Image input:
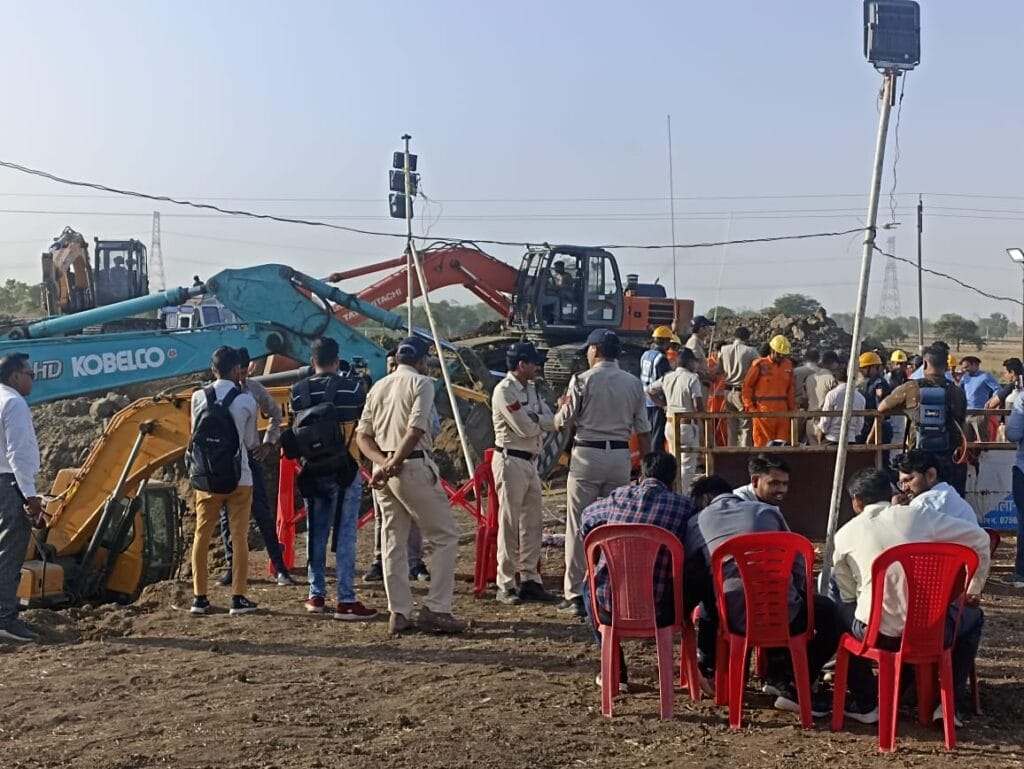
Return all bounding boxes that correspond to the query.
[893,449,980,526]
[580,451,697,691]
[732,453,790,508]
[686,475,837,717]
[832,468,990,726]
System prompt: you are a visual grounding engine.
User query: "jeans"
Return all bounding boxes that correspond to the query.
[647,406,666,451]
[219,455,288,576]
[0,477,30,626]
[833,599,984,710]
[304,473,362,603]
[1013,466,1024,578]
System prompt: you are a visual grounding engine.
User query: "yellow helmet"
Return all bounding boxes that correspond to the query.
[651,326,673,340]
[948,354,957,368]
[858,352,883,368]
[890,349,908,363]
[768,335,791,355]
[670,334,682,345]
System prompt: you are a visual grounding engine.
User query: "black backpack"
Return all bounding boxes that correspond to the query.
[282,376,358,488]
[186,386,242,493]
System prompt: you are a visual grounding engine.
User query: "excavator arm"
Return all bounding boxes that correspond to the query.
[1,264,411,404]
[328,244,519,325]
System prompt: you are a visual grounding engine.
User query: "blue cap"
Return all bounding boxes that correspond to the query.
[691,315,716,330]
[396,336,430,360]
[507,342,548,365]
[580,328,620,353]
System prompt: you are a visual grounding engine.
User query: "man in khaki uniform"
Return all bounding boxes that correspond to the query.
[647,348,704,493]
[356,336,464,635]
[491,342,558,606]
[806,351,840,444]
[685,315,719,399]
[554,329,651,616]
[718,326,759,446]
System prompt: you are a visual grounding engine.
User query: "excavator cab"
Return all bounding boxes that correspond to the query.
[94,238,149,306]
[512,245,623,334]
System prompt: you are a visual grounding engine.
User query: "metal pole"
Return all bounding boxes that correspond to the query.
[667,115,679,325]
[819,71,898,594]
[407,239,476,476]
[917,195,924,353]
[403,134,414,330]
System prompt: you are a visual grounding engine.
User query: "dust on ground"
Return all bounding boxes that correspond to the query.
[2,509,1023,769]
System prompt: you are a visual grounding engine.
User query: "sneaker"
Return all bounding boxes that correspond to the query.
[334,601,378,621]
[773,685,832,718]
[496,588,522,606]
[761,680,785,697]
[409,562,431,582]
[276,571,297,586]
[388,612,412,635]
[0,618,38,642]
[305,596,326,614]
[1000,574,1024,588]
[517,580,558,603]
[216,570,232,587]
[416,606,467,634]
[229,596,259,615]
[556,597,586,617]
[190,596,211,616]
[595,672,629,694]
[363,561,384,582]
[932,703,964,728]
[844,697,880,725]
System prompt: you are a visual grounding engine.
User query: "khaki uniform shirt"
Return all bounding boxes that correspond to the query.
[491,372,554,453]
[685,334,710,381]
[808,369,838,413]
[718,340,759,387]
[356,363,434,454]
[554,360,650,441]
[793,363,819,410]
[648,368,703,416]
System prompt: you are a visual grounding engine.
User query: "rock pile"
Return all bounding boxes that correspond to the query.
[710,307,885,359]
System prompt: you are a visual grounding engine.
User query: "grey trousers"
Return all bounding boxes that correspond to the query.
[0,477,30,625]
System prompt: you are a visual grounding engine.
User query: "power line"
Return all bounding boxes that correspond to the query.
[873,244,1023,307]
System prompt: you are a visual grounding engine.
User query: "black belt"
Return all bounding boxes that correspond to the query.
[496,447,537,461]
[575,440,630,450]
[387,450,427,460]
[725,384,744,391]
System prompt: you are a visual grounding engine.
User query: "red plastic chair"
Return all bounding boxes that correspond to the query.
[831,542,979,752]
[584,524,701,720]
[710,532,817,729]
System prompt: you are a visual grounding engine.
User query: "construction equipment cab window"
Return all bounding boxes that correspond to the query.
[514,246,623,331]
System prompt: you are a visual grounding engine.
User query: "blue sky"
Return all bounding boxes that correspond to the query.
[0,1,1022,321]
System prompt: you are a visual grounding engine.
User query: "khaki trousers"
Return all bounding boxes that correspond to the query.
[193,486,253,597]
[666,422,699,495]
[376,459,460,617]
[964,414,990,443]
[564,446,632,600]
[724,389,752,447]
[492,453,544,592]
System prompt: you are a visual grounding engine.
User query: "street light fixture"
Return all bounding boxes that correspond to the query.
[1008,248,1024,359]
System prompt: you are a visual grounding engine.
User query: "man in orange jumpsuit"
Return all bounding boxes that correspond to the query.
[742,335,796,447]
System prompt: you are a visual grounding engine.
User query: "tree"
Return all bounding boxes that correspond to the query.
[409,301,500,339]
[874,318,905,346]
[704,306,735,319]
[0,280,40,316]
[932,313,984,352]
[770,293,821,316]
[984,312,1009,339]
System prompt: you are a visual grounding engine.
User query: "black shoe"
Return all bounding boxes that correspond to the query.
[229,596,259,616]
[217,570,232,587]
[0,619,38,642]
[362,561,384,582]
[517,580,557,603]
[557,597,585,617]
[843,695,880,725]
[190,596,211,616]
[409,562,431,582]
[773,685,832,718]
[496,588,522,605]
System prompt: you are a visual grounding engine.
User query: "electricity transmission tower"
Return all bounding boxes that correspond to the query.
[878,235,902,317]
[150,211,166,291]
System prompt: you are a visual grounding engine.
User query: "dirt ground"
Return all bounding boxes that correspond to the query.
[3,500,1024,769]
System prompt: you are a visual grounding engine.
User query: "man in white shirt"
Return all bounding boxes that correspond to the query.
[816,368,865,444]
[0,353,42,642]
[831,468,990,725]
[893,450,979,526]
[806,351,840,444]
[647,348,704,492]
[188,346,260,616]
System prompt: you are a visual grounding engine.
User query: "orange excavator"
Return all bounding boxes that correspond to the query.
[328,242,694,387]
